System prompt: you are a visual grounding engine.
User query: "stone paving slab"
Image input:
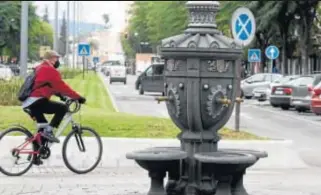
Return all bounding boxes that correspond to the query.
[0,137,305,170]
[0,167,321,195]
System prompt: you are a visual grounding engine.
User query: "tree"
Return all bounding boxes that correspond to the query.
[43,5,49,23]
[0,1,54,62]
[59,11,67,57]
[294,0,319,74]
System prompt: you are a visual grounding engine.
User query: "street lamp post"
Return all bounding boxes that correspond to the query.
[54,1,59,51]
[72,1,76,69]
[20,1,28,78]
[66,1,70,67]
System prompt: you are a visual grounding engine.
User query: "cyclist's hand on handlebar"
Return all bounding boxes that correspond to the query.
[55,93,68,102]
[78,96,86,104]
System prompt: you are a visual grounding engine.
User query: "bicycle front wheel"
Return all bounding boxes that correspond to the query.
[62,126,103,174]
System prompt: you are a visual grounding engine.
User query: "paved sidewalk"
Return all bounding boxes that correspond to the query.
[1,167,321,195]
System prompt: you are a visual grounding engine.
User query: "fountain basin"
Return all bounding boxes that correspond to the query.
[126,149,187,195]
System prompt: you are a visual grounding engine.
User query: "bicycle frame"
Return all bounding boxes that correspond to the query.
[12,111,77,155]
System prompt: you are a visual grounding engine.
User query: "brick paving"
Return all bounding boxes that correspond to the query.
[0,167,321,195]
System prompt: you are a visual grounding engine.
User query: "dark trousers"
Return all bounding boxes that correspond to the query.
[27,98,68,128]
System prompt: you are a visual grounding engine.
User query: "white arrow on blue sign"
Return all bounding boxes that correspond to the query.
[248,49,261,63]
[265,45,279,60]
[78,43,91,56]
[231,7,256,47]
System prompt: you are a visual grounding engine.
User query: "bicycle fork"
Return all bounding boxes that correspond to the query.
[73,124,86,152]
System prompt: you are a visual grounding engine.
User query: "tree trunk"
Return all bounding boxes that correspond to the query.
[281,34,288,75]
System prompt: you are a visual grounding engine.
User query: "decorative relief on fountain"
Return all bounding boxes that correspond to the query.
[167,59,185,71]
[206,85,229,120]
[207,60,230,73]
[166,84,181,118]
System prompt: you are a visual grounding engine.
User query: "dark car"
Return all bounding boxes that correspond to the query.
[291,74,321,112]
[135,64,165,95]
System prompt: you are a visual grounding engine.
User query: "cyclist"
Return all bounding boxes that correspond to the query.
[22,50,86,143]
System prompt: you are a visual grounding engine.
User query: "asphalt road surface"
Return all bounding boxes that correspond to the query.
[103,74,321,167]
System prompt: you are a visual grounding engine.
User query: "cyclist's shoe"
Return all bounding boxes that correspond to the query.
[41,131,60,143]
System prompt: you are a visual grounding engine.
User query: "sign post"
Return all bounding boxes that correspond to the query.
[265,45,279,73]
[78,43,91,79]
[231,7,256,132]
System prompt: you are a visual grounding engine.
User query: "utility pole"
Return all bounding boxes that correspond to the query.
[66,1,70,67]
[20,1,28,78]
[72,1,76,68]
[54,1,59,51]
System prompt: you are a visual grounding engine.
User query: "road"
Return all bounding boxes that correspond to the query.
[103,73,321,167]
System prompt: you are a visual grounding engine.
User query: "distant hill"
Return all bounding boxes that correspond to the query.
[48,19,105,36]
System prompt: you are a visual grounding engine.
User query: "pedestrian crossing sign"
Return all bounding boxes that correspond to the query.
[248,49,261,62]
[78,43,91,56]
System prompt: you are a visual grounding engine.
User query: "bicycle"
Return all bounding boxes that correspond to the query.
[0,97,103,176]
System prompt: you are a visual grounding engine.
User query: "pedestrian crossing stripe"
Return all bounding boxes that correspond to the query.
[250,53,259,61]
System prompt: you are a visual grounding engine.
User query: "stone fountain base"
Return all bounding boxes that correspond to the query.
[126,147,267,195]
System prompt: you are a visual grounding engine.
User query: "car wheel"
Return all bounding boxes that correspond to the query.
[139,84,144,95]
[296,107,307,113]
[271,104,278,108]
[109,80,112,84]
[124,80,127,85]
[162,92,165,96]
[245,96,252,99]
[281,106,289,110]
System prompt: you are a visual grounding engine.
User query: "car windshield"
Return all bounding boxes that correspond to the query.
[275,76,299,84]
[106,61,122,66]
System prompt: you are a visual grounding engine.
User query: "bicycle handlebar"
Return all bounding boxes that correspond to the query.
[56,94,81,114]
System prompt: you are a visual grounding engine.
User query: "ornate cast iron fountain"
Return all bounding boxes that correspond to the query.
[126,2,267,195]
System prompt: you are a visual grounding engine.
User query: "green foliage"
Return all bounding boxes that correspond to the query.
[59,68,82,79]
[0,78,22,106]
[0,2,53,61]
[122,1,188,57]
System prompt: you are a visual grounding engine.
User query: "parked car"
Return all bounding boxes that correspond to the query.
[269,76,306,110]
[135,63,165,95]
[253,75,300,101]
[311,81,321,115]
[291,74,321,112]
[0,64,13,81]
[109,62,127,84]
[7,64,20,76]
[241,73,282,99]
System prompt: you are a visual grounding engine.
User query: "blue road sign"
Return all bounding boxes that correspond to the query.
[78,43,91,56]
[265,45,279,60]
[231,7,256,46]
[248,49,261,63]
[93,57,99,63]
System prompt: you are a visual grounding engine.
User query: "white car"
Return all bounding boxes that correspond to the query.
[0,65,13,81]
[109,63,127,84]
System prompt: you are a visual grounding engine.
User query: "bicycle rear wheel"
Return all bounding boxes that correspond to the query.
[0,127,36,176]
[62,126,103,174]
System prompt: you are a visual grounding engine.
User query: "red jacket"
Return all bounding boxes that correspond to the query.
[30,61,81,100]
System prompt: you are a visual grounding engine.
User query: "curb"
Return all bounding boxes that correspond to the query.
[98,72,119,112]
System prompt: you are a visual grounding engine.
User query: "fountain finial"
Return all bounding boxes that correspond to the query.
[185,1,220,33]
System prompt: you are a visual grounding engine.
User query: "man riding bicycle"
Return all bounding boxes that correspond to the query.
[21,50,86,143]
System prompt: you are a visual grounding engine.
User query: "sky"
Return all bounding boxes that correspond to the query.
[33,1,130,32]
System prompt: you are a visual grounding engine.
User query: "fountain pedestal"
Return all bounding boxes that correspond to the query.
[126,1,268,195]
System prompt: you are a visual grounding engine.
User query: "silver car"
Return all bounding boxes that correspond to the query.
[241,73,282,99]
